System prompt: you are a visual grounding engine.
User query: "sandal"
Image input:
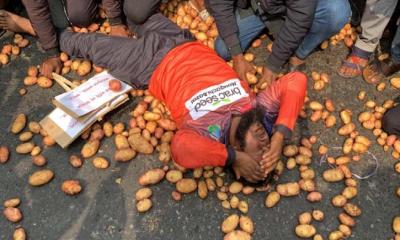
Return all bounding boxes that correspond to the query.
[337,55,368,78]
[363,57,400,84]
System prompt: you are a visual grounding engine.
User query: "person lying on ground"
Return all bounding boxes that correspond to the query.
[338,0,400,84]
[59,13,307,182]
[383,103,400,137]
[204,0,351,87]
[10,0,129,79]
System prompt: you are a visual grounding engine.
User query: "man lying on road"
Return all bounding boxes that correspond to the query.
[59,13,307,182]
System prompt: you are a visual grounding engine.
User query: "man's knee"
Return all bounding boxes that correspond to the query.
[124,0,158,24]
[214,38,231,61]
[383,106,400,136]
[319,0,352,34]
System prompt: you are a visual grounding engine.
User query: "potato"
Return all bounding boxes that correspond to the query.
[244,53,254,62]
[28,169,54,186]
[342,186,357,199]
[314,234,323,240]
[310,110,322,122]
[325,99,335,112]
[239,216,254,234]
[138,168,165,186]
[295,224,316,238]
[395,140,400,153]
[312,210,324,221]
[338,123,355,135]
[393,216,400,233]
[81,140,100,158]
[166,170,183,183]
[343,203,361,217]
[108,79,121,92]
[313,80,325,90]
[37,76,53,88]
[309,101,324,111]
[13,227,26,240]
[136,198,152,213]
[171,190,182,201]
[342,138,353,155]
[0,146,10,163]
[114,135,129,150]
[19,131,33,142]
[238,200,248,214]
[223,230,251,240]
[390,77,400,88]
[307,191,322,202]
[299,179,316,192]
[77,60,91,76]
[286,158,296,169]
[3,207,22,223]
[299,212,312,224]
[11,113,26,134]
[158,142,171,164]
[197,180,208,199]
[32,155,47,166]
[128,133,154,154]
[18,39,29,48]
[295,154,311,165]
[28,121,41,134]
[221,214,240,233]
[0,53,9,64]
[339,213,355,227]
[299,146,312,157]
[283,145,298,157]
[16,142,35,154]
[301,169,315,180]
[323,168,344,182]
[332,195,347,207]
[229,181,243,194]
[143,111,161,121]
[114,148,136,162]
[61,180,82,195]
[336,156,350,165]
[318,145,328,155]
[69,155,83,168]
[339,224,352,237]
[23,76,37,86]
[92,157,109,169]
[31,146,41,156]
[245,72,258,84]
[135,188,152,201]
[89,129,104,141]
[340,110,352,124]
[276,182,300,196]
[4,198,20,208]
[43,136,56,146]
[113,122,125,134]
[161,131,174,143]
[101,122,113,137]
[328,231,344,240]
[175,178,197,193]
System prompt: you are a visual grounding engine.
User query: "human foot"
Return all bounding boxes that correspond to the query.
[337,55,368,78]
[363,58,400,84]
[0,10,35,35]
[288,56,306,72]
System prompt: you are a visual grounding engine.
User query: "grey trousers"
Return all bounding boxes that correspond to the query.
[59,13,193,88]
[383,104,400,137]
[355,0,399,52]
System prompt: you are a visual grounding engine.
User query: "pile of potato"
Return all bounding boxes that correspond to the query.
[320,23,358,49]
[160,0,218,49]
[0,34,30,68]
[311,71,330,91]
[307,99,337,128]
[221,214,254,240]
[3,197,27,240]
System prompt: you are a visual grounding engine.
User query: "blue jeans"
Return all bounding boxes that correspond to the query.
[215,0,352,61]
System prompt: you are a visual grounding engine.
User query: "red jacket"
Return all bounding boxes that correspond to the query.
[149,42,307,168]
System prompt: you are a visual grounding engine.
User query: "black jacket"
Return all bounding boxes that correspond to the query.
[205,0,317,72]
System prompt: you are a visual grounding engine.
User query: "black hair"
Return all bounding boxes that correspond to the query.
[235,105,266,150]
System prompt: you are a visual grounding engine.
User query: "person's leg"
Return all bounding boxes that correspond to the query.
[64,0,98,27]
[0,10,35,35]
[59,29,180,87]
[391,25,400,63]
[128,12,193,43]
[382,105,400,137]
[339,0,398,78]
[124,0,161,25]
[294,0,351,62]
[214,8,266,61]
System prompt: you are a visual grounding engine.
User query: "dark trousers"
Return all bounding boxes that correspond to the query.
[383,104,400,137]
[124,0,161,25]
[59,13,193,88]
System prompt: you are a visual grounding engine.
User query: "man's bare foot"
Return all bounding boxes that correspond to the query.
[288,56,306,72]
[0,10,35,35]
[289,56,305,66]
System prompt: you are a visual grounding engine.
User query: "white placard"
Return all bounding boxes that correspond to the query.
[54,71,132,117]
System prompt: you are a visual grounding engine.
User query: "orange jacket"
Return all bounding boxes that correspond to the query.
[149,42,307,168]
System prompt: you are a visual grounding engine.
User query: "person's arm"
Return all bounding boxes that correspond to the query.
[21,0,58,55]
[266,0,317,73]
[257,71,307,139]
[171,128,235,169]
[258,72,307,174]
